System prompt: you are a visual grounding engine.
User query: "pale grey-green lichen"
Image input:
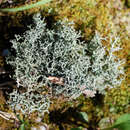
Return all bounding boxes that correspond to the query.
[6,14,125,114]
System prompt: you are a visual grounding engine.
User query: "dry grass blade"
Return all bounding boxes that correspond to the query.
[0,111,19,121]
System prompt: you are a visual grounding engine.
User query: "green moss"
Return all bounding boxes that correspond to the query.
[104,85,130,114]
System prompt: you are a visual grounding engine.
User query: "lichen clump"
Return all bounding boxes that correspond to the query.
[6,14,124,114]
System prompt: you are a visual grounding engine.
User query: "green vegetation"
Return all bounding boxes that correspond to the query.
[0,0,52,12]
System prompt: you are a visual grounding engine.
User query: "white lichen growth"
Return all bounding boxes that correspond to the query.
[6,14,125,114]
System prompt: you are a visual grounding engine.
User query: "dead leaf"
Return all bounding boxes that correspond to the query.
[47,76,64,85]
